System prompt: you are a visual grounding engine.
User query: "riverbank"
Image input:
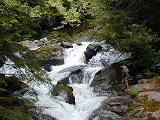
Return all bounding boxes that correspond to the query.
[90,66,160,120]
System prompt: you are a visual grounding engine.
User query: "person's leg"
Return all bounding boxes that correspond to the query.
[122,79,125,89]
[124,78,129,89]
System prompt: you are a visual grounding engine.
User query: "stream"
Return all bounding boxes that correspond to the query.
[29,42,126,120]
[0,41,127,120]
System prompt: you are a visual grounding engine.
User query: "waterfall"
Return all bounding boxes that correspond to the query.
[35,42,106,120]
[0,42,128,120]
[29,42,128,120]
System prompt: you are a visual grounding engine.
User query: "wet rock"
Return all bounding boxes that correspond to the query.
[34,113,57,120]
[35,45,64,71]
[60,42,73,48]
[90,64,120,94]
[76,41,82,46]
[69,69,83,83]
[89,95,133,120]
[51,78,75,105]
[66,86,75,105]
[84,43,102,61]
[89,108,121,120]
[57,77,70,85]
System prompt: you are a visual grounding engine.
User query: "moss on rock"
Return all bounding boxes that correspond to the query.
[51,78,75,104]
[122,76,160,119]
[51,84,72,96]
[35,44,59,62]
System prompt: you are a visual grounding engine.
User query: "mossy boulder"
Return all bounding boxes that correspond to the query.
[121,76,160,120]
[51,78,75,105]
[57,78,70,85]
[34,44,64,71]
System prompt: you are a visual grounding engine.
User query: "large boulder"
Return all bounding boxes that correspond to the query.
[89,95,133,120]
[69,69,83,84]
[84,43,102,61]
[90,76,160,120]
[51,78,75,105]
[90,63,121,95]
[35,44,64,71]
[19,37,52,49]
[19,38,65,71]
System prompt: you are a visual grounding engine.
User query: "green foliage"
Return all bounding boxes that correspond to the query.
[0,106,33,120]
[91,0,160,80]
[127,89,138,99]
[0,76,37,120]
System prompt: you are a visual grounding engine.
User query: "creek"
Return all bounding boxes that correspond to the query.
[29,42,126,120]
[0,41,126,120]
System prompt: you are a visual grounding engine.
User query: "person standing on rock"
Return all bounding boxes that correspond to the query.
[120,65,129,90]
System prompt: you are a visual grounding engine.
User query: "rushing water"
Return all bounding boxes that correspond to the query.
[31,42,127,120]
[0,41,128,120]
[32,42,106,120]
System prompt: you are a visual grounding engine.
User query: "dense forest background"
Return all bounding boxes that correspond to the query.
[1,0,160,119]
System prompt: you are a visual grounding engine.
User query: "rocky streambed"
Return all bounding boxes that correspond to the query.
[5,37,160,120]
[89,64,160,120]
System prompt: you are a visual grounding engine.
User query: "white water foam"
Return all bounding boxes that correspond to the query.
[31,42,107,120]
[23,42,128,120]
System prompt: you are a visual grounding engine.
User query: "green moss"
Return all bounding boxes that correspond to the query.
[137,95,160,112]
[127,90,139,99]
[51,84,72,96]
[147,113,157,120]
[35,45,59,61]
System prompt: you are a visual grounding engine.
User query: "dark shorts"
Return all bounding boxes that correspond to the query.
[122,72,129,79]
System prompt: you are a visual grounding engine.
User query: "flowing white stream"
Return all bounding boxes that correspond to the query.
[31,42,127,120]
[0,41,128,120]
[32,42,106,120]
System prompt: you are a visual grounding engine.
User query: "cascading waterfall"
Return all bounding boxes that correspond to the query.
[32,42,107,120]
[31,42,127,120]
[0,41,128,120]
